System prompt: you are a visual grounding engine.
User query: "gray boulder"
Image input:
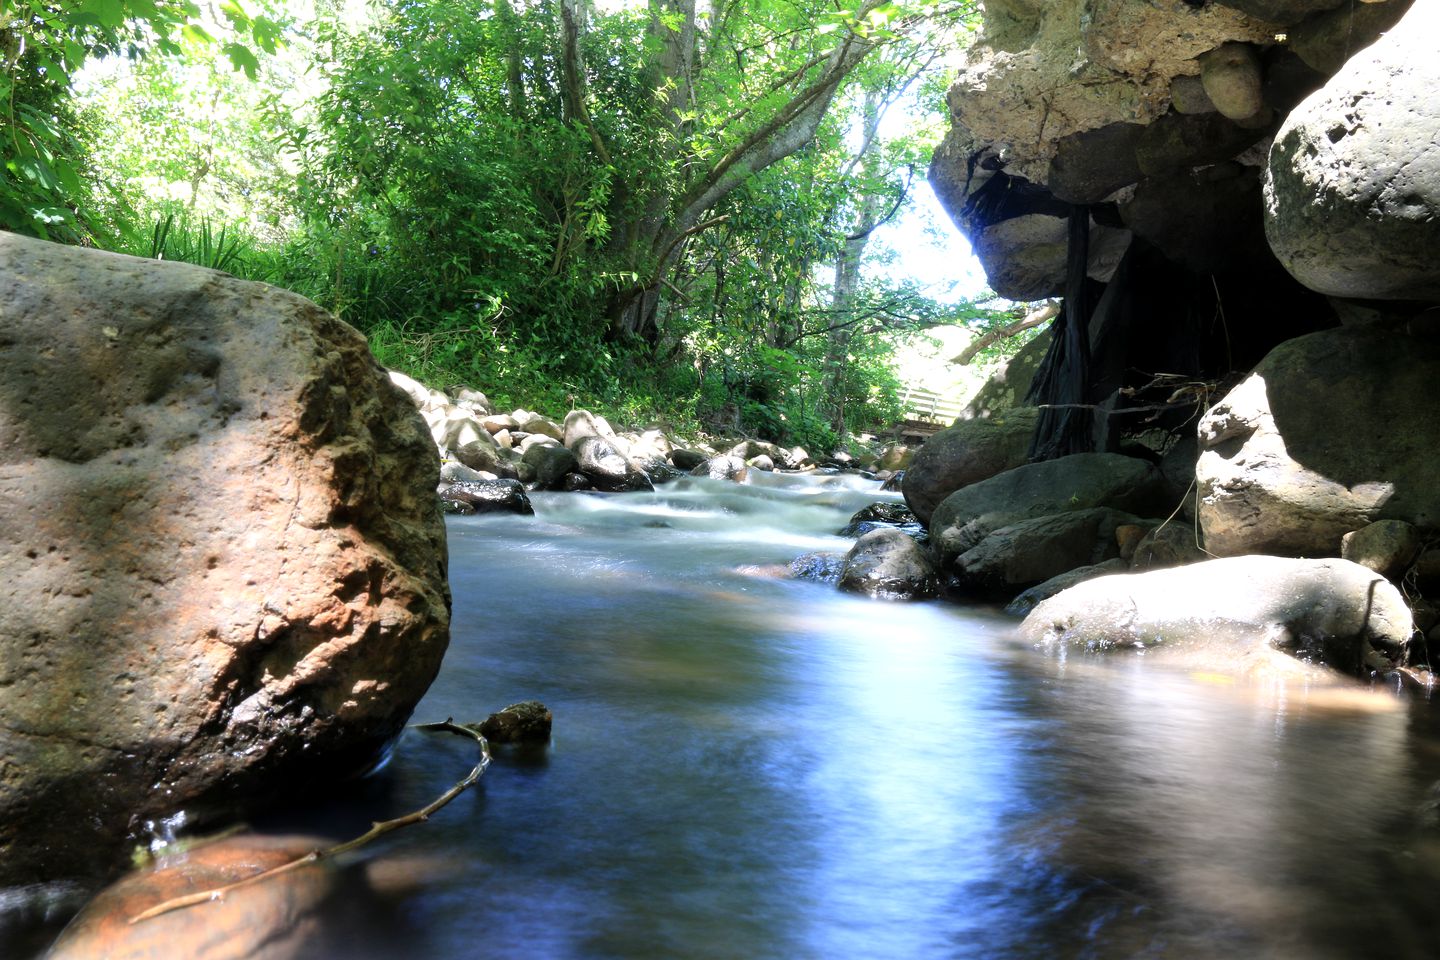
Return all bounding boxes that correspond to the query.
[838,528,939,601]
[1020,556,1415,676]
[573,435,653,492]
[929,452,1173,566]
[0,235,450,886]
[522,442,579,490]
[901,407,1039,526]
[1266,0,1440,300]
[951,508,1141,599]
[1196,327,1440,557]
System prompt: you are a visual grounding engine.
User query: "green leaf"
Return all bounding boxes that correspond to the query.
[223,42,260,79]
[181,23,215,45]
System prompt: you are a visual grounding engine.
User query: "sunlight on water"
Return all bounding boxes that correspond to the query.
[38,470,1435,960]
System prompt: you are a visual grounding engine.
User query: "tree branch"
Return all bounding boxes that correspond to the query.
[128,720,491,926]
[949,300,1058,365]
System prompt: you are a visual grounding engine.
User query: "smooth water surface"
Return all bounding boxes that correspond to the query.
[28,470,1440,957]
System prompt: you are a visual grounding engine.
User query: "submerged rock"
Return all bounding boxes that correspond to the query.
[0,235,450,887]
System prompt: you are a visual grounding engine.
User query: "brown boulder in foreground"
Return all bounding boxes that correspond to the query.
[0,235,451,886]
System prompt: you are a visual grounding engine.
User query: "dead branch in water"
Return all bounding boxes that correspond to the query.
[128,719,491,925]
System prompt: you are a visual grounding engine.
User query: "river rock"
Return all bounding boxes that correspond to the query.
[837,528,939,601]
[1265,0,1439,300]
[0,235,450,887]
[1020,556,1415,676]
[1341,520,1423,580]
[563,409,617,448]
[573,435,654,492]
[929,452,1173,565]
[439,479,535,515]
[1196,327,1440,557]
[519,416,564,442]
[901,407,1038,526]
[1198,41,1264,121]
[453,436,515,478]
[789,552,846,585]
[691,455,749,483]
[522,443,579,490]
[668,448,709,471]
[949,507,1141,599]
[839,502,921,537]
[479,701,553,745]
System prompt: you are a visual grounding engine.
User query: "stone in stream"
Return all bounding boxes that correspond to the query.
[439,478,535,515]
[1019,556,1416,677]
[838,501,927,545]
[479,701,554,745]
[0,234,450,888]
[837,528,939,601]
[690,454,749,483]
[573,434,654,492]
[900,408,1038,526]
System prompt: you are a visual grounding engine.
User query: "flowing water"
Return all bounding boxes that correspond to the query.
[24,471,1440,957]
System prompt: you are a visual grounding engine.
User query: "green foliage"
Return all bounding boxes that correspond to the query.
[0,0,284,241]
[19,0,989,446]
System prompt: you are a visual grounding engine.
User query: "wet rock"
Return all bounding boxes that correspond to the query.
[522,442,579,491]
[747,454,775,472]
[479,701,553,745]
[901,407,1038,526]
[1020,556,1416,676]
[839,502,919,535]
[1196,327,1440,557]
[690,455,749,483]
[838,528,939,601]
[1341,520,1423,580]
[789,552,846,585]
[1266,0,1440,300]
[1005,558,1130,616]
[562,473,593,492]
[0,234,450,888]
[439,479,535,516]
[574,435,654,492]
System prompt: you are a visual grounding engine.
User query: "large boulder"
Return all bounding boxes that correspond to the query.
[1196,327,1440,557]
[1019,556,1415,675]
[1265,0,1439,300]
[901,407,1038,526]
[0,235,450,886]
[929,452,1173,565]
[837,528,939,601]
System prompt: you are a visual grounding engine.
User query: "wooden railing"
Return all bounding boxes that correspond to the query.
[898,384,965,424]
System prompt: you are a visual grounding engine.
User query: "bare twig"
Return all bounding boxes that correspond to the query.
[128,720,490,926]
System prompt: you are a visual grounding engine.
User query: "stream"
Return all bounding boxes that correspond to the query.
[31,470,1440,957]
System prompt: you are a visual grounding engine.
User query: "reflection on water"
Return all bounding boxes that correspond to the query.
[29,472,1440,957]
